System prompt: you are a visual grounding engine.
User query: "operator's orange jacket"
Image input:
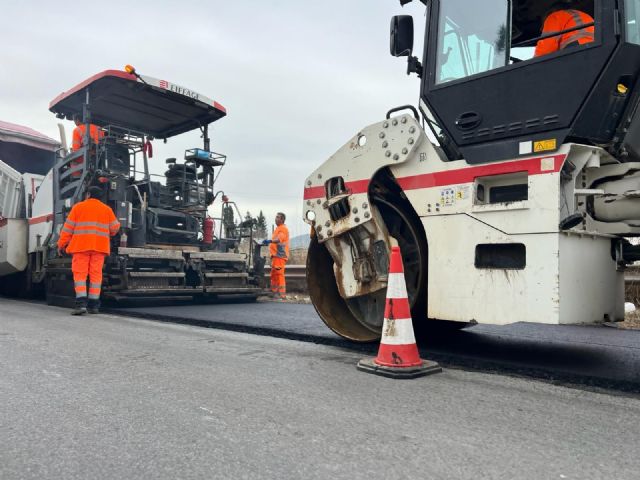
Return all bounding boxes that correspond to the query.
[534,9,594,57]
[58,198,120,254]
[71,124,105,151]
[270,224,290,260]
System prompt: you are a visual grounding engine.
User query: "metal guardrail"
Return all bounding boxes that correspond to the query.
[263,264,307,293]
[267,266,640,297]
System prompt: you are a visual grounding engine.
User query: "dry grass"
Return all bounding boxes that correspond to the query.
[625,282,640,305]
[622,282,640,330]
[620,310,640,330]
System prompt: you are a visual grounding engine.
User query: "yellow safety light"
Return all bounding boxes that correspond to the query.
[124,64,136,75]
[617,83,629,95]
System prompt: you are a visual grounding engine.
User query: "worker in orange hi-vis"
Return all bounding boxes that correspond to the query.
[57,186,120,315]
[534,2,594,58]
[262,212,290,300]
[70,114,105,177]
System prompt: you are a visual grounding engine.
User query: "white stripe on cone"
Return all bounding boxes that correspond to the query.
[386,272,408,299]
[380,317,416,345]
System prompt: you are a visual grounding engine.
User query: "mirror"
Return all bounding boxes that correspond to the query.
[390,15,414,57]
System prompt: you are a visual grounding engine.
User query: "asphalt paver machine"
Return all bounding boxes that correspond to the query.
[303,0,640,341]
[3,67,264,303]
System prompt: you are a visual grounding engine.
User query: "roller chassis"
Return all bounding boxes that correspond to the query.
[303,114,637,340]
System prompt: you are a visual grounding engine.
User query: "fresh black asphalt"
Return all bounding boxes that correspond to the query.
[110,300,640,394]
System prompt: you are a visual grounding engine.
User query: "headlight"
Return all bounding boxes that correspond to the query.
[305,210,316,222]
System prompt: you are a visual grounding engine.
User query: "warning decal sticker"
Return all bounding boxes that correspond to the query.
[534,139,557,153]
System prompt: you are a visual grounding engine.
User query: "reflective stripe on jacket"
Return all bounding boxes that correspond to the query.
[71,124,105,151]
[58,198,120,254]
[270,224,290,260]
[534,9,594,57]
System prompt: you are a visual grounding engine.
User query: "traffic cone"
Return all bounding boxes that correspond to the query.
[357,246,442,379]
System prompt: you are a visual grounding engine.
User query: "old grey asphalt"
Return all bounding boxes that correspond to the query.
[113,300,640,391]
[1,298,640,480]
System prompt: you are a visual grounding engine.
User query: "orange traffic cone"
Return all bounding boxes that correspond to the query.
[357,246,441,379]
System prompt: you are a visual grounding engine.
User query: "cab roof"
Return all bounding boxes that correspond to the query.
[0,120,59,152]
[49,70,227,139]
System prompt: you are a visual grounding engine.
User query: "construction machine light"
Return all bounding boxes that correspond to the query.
[97,176,109,184]
[617,83,629,95]
[305,210,316,222]
[124,64,136,75]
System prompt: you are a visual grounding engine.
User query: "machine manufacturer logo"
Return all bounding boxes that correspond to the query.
[170,84,199,100]
[158,79,200,100]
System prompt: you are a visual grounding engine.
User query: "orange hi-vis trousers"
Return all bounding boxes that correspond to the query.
[270,257,286,299]
[72,251,106,300]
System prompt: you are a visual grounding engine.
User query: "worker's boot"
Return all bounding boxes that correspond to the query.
[71,298,88,316]
[87,299,100,314]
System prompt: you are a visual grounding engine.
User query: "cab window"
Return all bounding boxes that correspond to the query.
[435,0,510,84]
[625,0,640,44]
[434,0,596,84]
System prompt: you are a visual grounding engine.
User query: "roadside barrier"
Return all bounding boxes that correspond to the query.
[264,265,307,293]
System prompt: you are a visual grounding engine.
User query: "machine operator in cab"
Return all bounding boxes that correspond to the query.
[70,114,105,177]
[534,1,595,57]
[71,114,104,151]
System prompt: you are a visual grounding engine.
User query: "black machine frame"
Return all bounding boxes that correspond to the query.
[411,0,640,164]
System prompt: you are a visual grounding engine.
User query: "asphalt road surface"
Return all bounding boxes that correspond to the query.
[112,300,640,392]
[1,299,640,480]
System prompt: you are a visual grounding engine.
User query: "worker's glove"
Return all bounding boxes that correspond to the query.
[261,239,272,246]
[57,246,65,256]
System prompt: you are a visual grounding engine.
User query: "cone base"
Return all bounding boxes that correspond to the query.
[357,357,442,379]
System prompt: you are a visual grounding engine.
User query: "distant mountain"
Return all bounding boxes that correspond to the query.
[289,234,311,250]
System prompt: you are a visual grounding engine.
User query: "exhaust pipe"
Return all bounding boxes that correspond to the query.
[57,123,68,156]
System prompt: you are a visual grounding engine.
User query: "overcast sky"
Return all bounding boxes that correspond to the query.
[0,0,427,238]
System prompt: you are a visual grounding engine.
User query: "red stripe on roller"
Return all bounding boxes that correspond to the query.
[375,343,423,368]
[345,179,370,194]
[303,154,566,200]
[388,246,404,274]
[396,154,565,191]
[28,213,54,225]
[384,297,411,320]
[303,179,371,200]
[303,186,324,200]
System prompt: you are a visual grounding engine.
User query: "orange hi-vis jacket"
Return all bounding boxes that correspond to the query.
[58,198,120,254]
[534,9,595,57]
[270,224,290,260]
[71,124,105,151]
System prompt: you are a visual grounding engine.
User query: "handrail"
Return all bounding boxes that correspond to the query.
[512,22,595,48]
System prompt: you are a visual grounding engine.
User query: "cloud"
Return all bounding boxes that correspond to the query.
[0,0,427,235]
